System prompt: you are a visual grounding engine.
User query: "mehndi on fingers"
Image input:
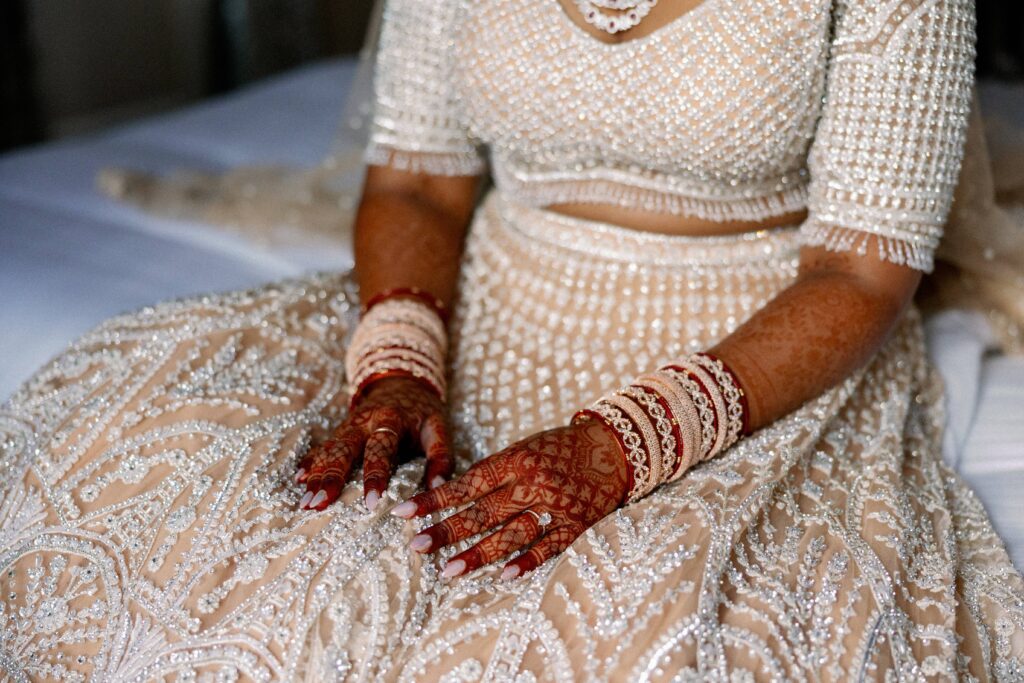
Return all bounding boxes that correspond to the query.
[297,291,453,511]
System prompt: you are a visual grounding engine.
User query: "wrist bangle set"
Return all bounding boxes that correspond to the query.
[573,353,748,504]
[345,296,449,407]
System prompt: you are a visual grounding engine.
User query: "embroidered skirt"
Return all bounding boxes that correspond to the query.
[1,190,1021,681]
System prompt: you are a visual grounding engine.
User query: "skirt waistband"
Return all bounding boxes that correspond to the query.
[488,192,802,268]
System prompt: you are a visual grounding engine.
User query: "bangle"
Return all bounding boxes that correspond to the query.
[670,361,728,459]
[605,393,663,495]
[623,386,677,488]
[576,353,750,505]
[345,297,448,407]
[634,373,700,480]
[350,303,447,351]
[589,401,653,503]
[350,370,442,407]
[699,352,751,435]
[662,367,716,462]
[362,286,449,324]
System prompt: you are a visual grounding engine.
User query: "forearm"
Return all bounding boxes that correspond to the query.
[709,244,922,431]
[354,165,480,309]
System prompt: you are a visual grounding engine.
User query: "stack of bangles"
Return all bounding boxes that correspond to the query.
[572,353,751,504]
[344,288,449,407]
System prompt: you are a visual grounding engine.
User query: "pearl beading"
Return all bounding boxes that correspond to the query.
[2,200,1021,679]
[366,0,976,272]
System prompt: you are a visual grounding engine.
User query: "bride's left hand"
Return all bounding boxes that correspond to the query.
[390,420,628,580]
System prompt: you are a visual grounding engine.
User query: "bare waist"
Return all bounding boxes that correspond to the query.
[547,202,808,237]
[487,192,802,268]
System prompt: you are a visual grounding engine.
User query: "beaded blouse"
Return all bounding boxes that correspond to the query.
[365,0,976,272]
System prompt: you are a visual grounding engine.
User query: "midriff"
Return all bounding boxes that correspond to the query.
[547,202,809,237]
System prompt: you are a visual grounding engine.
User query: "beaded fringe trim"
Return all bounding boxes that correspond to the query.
[365,144,486,177]
[799,222,937,273]
[494,165,811,223]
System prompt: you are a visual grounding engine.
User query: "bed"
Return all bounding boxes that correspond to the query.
[1,58,1021,569]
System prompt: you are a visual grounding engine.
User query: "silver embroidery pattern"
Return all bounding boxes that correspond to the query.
[2,195,1022,680]
[366,0,975,272]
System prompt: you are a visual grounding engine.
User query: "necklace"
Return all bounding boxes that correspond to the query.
[574,0,659,34]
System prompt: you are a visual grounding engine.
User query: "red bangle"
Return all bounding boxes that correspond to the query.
[647,389,686,481]
[700,352,752,435]
[349,369,443,409]
[572,408,634,507]
[664,365,720,436]
[362,287,449,324]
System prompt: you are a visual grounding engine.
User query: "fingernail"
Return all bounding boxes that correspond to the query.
[430,475,445,489]
[410,534,431,552]
[299,491,313,508]
[391,501,417,518]
[441,559,466,578]
[365,490,380,511]
[500,565,520,581]
[294,468,306,483]
[309,490,327,508]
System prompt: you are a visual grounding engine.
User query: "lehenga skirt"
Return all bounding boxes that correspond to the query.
[1,191,1021,682]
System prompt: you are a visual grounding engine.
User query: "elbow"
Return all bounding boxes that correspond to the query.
[362,165,481,227]
[797,242,923,329]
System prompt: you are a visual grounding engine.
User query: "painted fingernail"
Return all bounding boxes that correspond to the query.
[500,565,520,581]
[430,475,445,489]
[309,490,327,508]
[294,468,306,483]
[299,490,313,508]
[391,501,417,518]
[409,534,431,552]
[441,559,466,578]
[365,490,380,512]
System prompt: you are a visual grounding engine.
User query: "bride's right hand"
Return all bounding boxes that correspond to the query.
[295,376,453,512]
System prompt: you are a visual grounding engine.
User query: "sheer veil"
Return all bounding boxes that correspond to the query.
[97,0,1024,353]
[96,0,385,251]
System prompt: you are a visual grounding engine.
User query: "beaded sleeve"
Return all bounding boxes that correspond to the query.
[801,0,976,272]
[365,0,487,177]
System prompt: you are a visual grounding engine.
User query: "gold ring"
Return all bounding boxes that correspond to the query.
[525,509,553,528]
[372,427,400,439]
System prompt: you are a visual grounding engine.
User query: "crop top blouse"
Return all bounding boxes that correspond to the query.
[365,0,976,272]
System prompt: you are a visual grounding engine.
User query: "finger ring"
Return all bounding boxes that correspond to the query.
[525,509,553,528]
[372,427,400,438]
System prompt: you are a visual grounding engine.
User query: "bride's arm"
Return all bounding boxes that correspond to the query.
[355,166,479,310]
[391,0,975,577]
[388,238,923,579]
[297,0,486,511]
[297,166,480,511]
[711,240,920,431]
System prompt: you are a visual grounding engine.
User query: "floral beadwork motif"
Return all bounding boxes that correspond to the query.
[1,201,1022,680]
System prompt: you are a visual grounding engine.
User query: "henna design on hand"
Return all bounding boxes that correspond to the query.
[392,420,628,579]
[296,376,453,511]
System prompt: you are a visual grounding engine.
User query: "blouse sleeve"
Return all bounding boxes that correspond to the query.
[364,0,487,177]
[801,0,976,272]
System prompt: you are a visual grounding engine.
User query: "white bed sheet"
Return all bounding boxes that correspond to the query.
[0,60,357,397]
[1,59,1021,569]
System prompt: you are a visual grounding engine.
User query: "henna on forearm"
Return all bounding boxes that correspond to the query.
[293,167,479,513]
[710,240,922,430]
[355,165,480,309]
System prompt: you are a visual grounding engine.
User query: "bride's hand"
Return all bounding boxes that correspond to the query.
[390,420,628,580]
[296,376,453,512]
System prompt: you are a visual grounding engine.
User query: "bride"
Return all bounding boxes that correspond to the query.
[2,0,1023,680]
